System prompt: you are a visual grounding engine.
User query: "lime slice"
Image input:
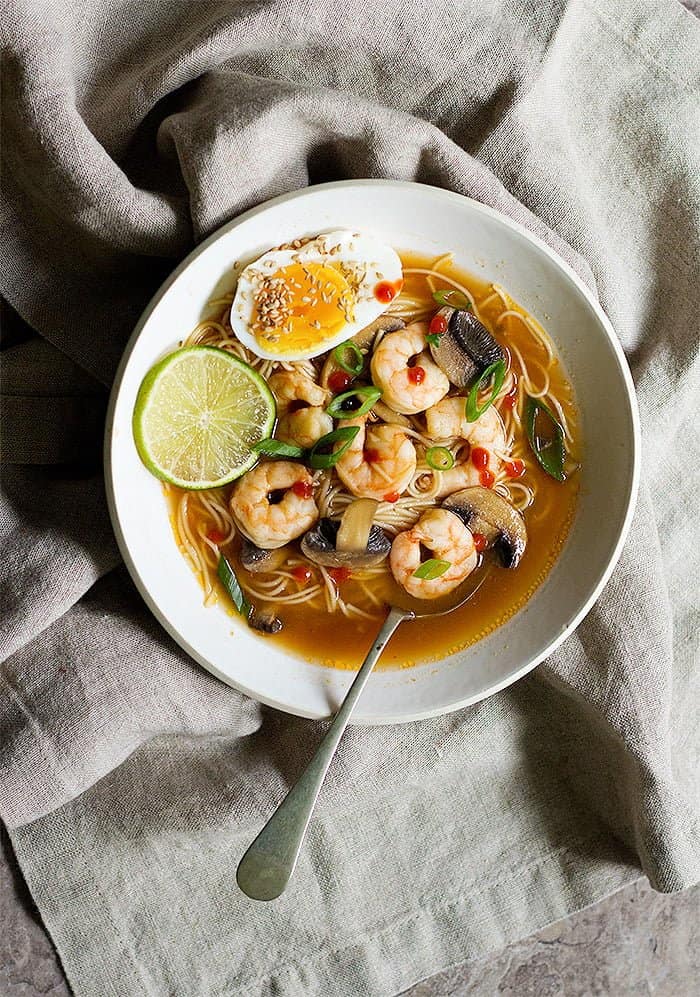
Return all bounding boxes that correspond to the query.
[133,346,276,489]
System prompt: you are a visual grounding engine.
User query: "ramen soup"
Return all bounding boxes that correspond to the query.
[133,231,580,670]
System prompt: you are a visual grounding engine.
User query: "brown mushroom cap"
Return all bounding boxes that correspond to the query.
[239,539,290,573]
[442,486,527,568]
[429,307,505,388]
[248,606,283,634]
[352,314,406,351]
[301,517,391,568]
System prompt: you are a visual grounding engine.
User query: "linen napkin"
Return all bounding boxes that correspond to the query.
[1,1,699,994]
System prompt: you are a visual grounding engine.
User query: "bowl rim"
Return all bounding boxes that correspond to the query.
[104,179,641,724]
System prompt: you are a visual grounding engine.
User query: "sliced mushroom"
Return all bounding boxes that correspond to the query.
[249,606,283,634]
[352,314,405,351]
[335,498,379,552]
[239,538,290,574]
[321,315,406,389]
[301,511,391,568]
[442,486,527,568]
[429,307,505,388]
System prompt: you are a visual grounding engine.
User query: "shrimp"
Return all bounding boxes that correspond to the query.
[370,322,450,414]
[229,460,318,549]
[334,415,417,501]
[268,370,328,410]
[425,398,507,496]
[390,508,477,598]
[277,406,333,448]
[268,370,332,447]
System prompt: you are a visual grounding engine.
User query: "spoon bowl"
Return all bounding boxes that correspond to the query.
[389,561,492,619]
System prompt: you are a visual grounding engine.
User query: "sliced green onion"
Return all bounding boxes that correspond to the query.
[433,289,472,311]
[251,438,305,458]
[308,426,360,469]
[217,554,252,620]
[465,359,507,422]
[525,395,566,481]
[425,446,455,471]
[332,340,364,376]
[413,558,451,580]
[326,385,382,419]
[425,332,442,347]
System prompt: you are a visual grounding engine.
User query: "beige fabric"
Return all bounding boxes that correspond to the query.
[1,1,699,994]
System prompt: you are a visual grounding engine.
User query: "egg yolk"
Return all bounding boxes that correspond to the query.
[252,262,352,354]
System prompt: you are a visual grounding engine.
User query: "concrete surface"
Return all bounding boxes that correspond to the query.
[1,822,698,996]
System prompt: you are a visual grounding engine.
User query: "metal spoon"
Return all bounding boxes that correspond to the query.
[236,569,488,901]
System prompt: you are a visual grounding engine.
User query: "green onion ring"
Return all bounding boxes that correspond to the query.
[432,289,472,311]
[217,554,252,620]
[524,395,566,481]
[251,438,305,458]
[425,446,455,471]
[465,359,507,422]
[332,340,364,377]
[413,558,451,580]
[308,426,361,469]
[326,385,382,419]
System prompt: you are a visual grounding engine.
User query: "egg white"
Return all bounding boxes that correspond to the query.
[229,230,403,361]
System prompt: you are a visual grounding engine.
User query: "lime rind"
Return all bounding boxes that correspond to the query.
[132,346,276,489]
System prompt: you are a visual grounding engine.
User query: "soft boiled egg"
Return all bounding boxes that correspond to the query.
[229,230,403,361]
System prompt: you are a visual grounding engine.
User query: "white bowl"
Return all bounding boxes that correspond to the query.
[105,181,639,724]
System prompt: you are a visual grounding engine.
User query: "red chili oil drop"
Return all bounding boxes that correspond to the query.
[364,447,381,463]
[206,529,226,545]
[383,490,400,503]
[480,469,495,488]
[329,566,352,585]
[472,532,487,553]
[505,459,525,479]
[291,480,314,499]
[471,446,489,469]
[328,370,352,394]
[502,375,518,409]
[292,565,313,584]
[407,365,426,385]
[374,280,402,304]
[429,313,448,335]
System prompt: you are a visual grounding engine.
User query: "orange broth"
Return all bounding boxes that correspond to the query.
[167,252,580,670]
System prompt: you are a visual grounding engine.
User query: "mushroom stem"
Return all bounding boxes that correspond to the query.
[370,399,412,428]
[336,499,379,553]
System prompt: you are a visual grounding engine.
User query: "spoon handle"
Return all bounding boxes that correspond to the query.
[236,605,412,901]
